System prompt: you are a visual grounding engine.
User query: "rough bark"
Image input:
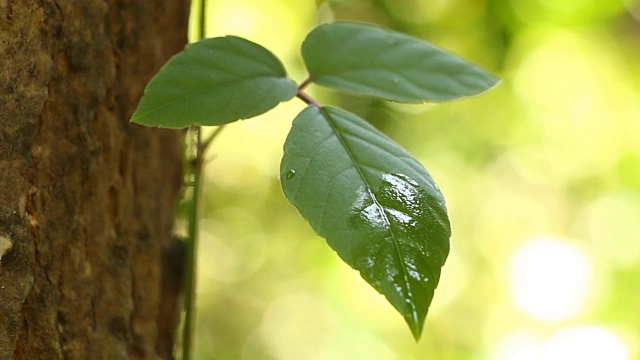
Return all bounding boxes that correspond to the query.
[0,0,189,359]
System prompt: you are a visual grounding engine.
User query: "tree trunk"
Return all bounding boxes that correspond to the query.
[1,1,189,358]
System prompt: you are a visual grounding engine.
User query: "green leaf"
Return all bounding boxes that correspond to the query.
[131,36,297,128]
[302,22,499,102]
[280,106,451,339]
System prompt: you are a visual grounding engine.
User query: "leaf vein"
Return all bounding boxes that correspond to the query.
[320,108,417,316]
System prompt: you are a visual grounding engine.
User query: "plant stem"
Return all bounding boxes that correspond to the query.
[182,0,206,359]
[296,90,320,106]
[182,128,202,360]
[196,0,206,40]
[296,76,321,107]
[298,76,313,91]
[201,126,225,154]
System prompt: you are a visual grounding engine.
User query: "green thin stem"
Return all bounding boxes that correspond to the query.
[201,125,225,154]
[182,0,207,359]
[196,0,206,41]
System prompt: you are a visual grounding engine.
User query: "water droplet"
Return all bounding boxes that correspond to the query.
[392,78,400,85]
[285,169,296,180]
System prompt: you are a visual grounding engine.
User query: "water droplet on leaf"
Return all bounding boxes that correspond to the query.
[285,169,296,180]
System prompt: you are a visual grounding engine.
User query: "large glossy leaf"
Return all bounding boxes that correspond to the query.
[302,22,499,102]
[131,36,297,128]
[280,106,451,339]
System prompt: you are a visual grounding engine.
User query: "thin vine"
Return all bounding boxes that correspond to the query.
[181,0,207,358]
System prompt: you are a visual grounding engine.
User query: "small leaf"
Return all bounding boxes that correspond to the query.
[302,22,499,102]
[280,106,451,339]
[131,36,297,128]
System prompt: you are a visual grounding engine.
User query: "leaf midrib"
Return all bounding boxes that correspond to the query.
[319,107,418,321]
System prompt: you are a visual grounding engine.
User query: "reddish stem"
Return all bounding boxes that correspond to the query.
[296,76,321,107]
[298,76,313,91]
[296,90,320,107]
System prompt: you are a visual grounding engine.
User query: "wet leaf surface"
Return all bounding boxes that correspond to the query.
[281,106,451,339]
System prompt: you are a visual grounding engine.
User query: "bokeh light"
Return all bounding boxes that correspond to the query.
[543,326,629,360]
[509,236,592,321]
[579,190,640,268]
[493,326,631,360]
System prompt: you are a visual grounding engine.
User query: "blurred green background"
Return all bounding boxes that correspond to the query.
[183,0,640,359]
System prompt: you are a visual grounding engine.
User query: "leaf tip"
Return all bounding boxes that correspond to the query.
[405,309,425,341]
[129,113,144,126]
[488,74,502,88]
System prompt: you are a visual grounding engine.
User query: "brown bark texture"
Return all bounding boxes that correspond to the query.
[1,0,189,359]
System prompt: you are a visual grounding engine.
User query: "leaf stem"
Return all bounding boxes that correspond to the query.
[298,76,313,91]
[296,91,320,107]
[296,76,321,107]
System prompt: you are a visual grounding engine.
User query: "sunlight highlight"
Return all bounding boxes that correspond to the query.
[206,0,313,60]
[509,236,592,321]
[543,326,629,360]
[495,326,630,360]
